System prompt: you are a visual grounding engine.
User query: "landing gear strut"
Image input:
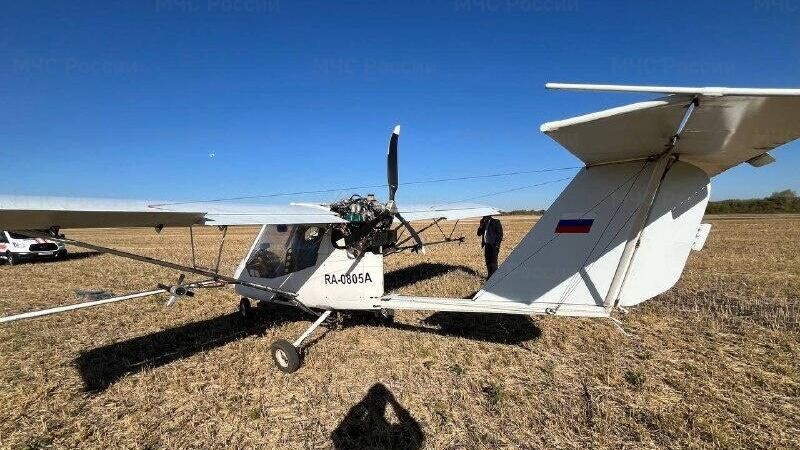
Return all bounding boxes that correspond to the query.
[270,310,332,373]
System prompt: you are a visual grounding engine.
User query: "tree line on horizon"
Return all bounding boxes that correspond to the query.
[501,190,799,216]
[704,189,799,214]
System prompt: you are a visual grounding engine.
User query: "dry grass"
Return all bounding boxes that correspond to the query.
[0,216,798,449]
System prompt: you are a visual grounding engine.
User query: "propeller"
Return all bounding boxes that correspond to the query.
[387,125,400,203]
[158,273,195,307]
[385,125,425,253]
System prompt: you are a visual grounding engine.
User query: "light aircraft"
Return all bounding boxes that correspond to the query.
[2,83,799,373]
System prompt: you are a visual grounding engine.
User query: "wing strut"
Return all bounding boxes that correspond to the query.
[189,224,229,274]
[393,213,426,254]
[0,289,167,323]
[602,96,699,310]
[20,229,299,300]
[386,219,465,256]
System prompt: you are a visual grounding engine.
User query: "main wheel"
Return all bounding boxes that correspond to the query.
[238,297,252,319]
[6,251,17,266]
[376,308,395,325]
[270,339,301,373]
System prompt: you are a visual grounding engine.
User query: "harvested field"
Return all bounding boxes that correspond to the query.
[0,215,798,449]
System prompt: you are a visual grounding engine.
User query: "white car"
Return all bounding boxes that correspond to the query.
[0,231,67,265]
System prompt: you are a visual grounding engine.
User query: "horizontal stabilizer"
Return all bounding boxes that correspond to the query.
[542,84,800,175]
[546,83,800,96]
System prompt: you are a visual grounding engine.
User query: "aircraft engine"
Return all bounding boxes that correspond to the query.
[329,194,396,257]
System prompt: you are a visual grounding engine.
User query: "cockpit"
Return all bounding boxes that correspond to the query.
[244,224,326,279]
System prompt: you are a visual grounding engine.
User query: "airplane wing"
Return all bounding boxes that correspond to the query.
[396,203,500,222]
[190,203,345,226]
[0,195,345,230]
[541,88,800,175]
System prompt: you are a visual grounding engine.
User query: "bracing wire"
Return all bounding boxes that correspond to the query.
[482,162,650,292]
[552,162,649,310]
[148,166,581,207]
[436,177,574,205]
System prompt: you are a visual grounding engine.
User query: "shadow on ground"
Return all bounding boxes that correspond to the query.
[420,311,540,345]
[75,303,307,392]
[342,310,540,346]
[77,262,538,391]
[61,251,104,262]
[359,263,540,346]
[384,263,480,291]
[332,383,424,450]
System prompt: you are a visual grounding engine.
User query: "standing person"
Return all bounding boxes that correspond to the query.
[477,215,503,278]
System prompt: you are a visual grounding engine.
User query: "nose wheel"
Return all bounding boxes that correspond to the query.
[270,339,301,373]
[269,310,332,373]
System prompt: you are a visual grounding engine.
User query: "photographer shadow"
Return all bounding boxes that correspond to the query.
[332,383,424,450]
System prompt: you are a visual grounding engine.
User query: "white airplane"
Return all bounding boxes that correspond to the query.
[2,83,799,373]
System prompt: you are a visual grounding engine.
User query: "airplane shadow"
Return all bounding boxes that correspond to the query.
[342,311,540,347]
[419,311,540,346]
[332,383,424,450]
[75,303,307,393]
[384,263,480,291]
[363,263,539,347]
[76,262,536,392]
[61,251,104,262]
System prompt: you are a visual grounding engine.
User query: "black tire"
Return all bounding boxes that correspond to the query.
[376,308,395,325]
[6,251,17,266]
[57,249,68,260]
[270,339,301,373]
[238,297,252,319]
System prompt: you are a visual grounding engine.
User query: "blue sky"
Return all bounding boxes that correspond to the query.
[2,0,799,210]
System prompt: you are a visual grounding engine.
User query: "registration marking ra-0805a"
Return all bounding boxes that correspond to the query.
[324,273,373,285]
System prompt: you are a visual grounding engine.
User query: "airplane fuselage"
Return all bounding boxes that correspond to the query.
[234,224,385,311]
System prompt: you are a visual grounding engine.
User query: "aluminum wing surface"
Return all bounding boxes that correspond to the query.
[195,203,345,226]
[396,203,500,222]
[0,195,345,230]
[541,92,800,176]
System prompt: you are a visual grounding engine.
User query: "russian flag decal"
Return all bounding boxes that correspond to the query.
[555,218,594,234]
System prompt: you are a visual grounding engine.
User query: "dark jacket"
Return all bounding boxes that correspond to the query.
[477,217,503,247]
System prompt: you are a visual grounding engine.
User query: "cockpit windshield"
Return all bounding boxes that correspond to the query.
[244,224,326,279]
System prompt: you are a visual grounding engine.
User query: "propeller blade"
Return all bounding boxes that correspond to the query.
[164,273,186,307]
[387,125,400,201]
[395,212,426,254]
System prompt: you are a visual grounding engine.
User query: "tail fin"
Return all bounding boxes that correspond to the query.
[473,160,709,313]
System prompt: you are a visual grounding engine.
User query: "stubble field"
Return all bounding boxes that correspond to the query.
[0,215,798,449]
